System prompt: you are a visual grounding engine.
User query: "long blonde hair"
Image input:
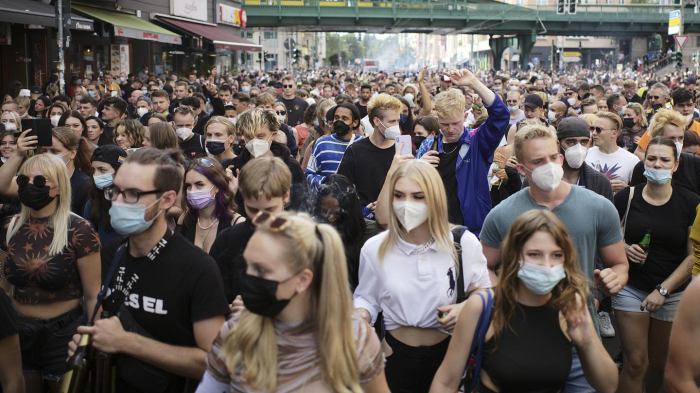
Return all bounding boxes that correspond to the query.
[378,160,456,263]
[494,209,589,343]
[9,154,73,255]
[221,212,361,393]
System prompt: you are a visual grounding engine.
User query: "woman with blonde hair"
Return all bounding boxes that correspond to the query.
[197,212,389,393]
[431,209,617,393]
[633,108,687,160]
[619,102,648,152]
[143,121,178,150]
[354,159,491,393]
[1,110,21,134]
[0,134,100,392]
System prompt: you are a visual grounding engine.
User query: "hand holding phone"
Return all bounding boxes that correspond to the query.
[395,135,412,156]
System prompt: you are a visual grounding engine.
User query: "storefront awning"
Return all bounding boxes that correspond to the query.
[73,5,181,45]
[0,0,94,31]
[155,16,261,52]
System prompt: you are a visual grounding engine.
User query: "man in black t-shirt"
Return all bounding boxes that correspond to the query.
[355,84,372,119]
[337,93,403,217]
[278,75,308,127]
[71,148,228,393]
[173,106,206,160]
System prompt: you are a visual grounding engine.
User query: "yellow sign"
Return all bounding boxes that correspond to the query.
[563,51,582,57]
[669,18,680,27]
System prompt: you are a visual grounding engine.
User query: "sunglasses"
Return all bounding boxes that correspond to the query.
[648,95,662,100]
[16,174,49,188]
[589,126,614,133]
[283,85,294,88]
[192,157,215,169]
[506,100,519,104]
[252,211,291,232]
[275,111,286,116]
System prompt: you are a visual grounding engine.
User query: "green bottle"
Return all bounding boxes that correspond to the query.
[638,230,651,265]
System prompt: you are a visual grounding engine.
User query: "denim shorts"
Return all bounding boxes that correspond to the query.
[13,302,86,381]
[612,285,682,322]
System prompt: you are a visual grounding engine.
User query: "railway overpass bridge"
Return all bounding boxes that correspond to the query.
[244,0,700,69]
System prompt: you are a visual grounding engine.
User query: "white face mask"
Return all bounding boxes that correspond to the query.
[392,201,428,232]
[378,119,401,140]
[685,113,694,123]
[50,115,61,127]
[3,123,16,131]
[137,107,149,118]
[564,144,587,169]
[675,141,683,159]
[523,162,564,192]
[567,97,576,106]
[548,111,558,122]
[404,93,415,102]
[246,138,271,158]
[175,127,193,140]
[276,114,286,124]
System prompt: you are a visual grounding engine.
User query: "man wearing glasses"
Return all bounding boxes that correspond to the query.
[71,148,229,392]
[585,111,640,193]
[506,90,525,126]
[645,83,672,122]
[278,76,308,127]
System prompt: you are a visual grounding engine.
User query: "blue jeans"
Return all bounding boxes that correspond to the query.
[563,348,596,393]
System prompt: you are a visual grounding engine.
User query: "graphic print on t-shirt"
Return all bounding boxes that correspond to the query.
[446,267,456,297]
[591,161,624,181]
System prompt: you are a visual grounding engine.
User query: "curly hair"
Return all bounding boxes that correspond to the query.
[115,119,145,148]
[647,108,687,139]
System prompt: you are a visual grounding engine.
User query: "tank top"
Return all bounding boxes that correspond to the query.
[481,303,572,393]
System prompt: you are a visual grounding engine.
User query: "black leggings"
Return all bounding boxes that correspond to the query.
[384,331,450,393]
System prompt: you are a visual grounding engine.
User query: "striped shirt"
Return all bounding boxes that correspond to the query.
[305,133,362,193]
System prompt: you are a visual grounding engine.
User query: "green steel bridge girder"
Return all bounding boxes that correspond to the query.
[243,2,700,36]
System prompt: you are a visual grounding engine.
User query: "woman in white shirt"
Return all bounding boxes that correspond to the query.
[354,159,491,393]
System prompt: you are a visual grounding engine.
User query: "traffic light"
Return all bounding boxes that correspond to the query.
[557,0,566,14]
[692,51,699,63]
[292,49,302,65]
[672,52,683,69]
[258,52,262,62]
[568,0,576,14]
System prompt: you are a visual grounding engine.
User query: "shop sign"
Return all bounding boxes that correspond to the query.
[171,0,208,22]
[217,4,247,28]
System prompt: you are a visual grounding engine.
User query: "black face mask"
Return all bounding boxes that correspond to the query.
[333,120,351,137]
[205,140,227,156]
[622,118,636,129]
[240,273,297,318]
[651,103,663,111]
[18,183,55,211]
[413,135,427,148]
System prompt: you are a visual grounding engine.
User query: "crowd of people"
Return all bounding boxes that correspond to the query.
[0,62,699,393]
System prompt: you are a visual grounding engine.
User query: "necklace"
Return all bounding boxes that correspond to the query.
[197,217,219,246]
[396,237,435,255]
[442,143,459,155]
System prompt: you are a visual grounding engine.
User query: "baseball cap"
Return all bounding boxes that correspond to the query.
[523,94,544,109]
[557,117,590,140]
[30,86,42,95]
[91,145,127,169]
[137,96,153,106]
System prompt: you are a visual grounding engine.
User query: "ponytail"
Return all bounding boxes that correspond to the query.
[76,137,94,175]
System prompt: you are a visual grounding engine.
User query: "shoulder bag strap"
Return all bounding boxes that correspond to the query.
[621,186,635,237]
[453,226,468,304]
[90,241,128,322]
[469,290,494,392]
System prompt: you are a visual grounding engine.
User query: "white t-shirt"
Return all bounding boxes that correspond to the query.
[353,230,491,334]
[585,146,640,185]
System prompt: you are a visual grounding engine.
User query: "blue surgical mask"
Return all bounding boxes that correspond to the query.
[109,197,164,235]
[508,105,519,113]
[93,173,114,190]
[517,261,566,295]
[88,91,96,98]
[643,166,673,185]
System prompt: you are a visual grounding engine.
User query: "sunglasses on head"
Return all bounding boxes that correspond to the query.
[17,174,48,188]
[193,157,214,168]
[252,211,292,232]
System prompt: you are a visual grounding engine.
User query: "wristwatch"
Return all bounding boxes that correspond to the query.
[655,285,669,298]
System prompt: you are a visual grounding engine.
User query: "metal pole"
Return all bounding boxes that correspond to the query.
[57,0,65,95]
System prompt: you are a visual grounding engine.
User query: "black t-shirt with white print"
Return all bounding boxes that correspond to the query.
[101,231,229,392]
